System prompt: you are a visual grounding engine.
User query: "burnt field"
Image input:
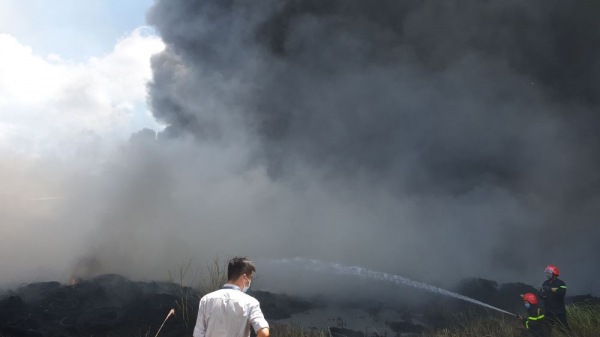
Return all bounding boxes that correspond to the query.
[1,274,597,337]
[0,274,316,337]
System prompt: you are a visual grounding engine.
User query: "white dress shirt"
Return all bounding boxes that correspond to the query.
[193,284,269,337]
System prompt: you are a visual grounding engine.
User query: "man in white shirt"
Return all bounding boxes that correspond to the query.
[193,257,270,337]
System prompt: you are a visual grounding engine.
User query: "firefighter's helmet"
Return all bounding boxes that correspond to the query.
[545,265,560,277]
[522,293,538,305]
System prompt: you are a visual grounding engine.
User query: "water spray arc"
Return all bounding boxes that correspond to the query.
[266,258,516,316]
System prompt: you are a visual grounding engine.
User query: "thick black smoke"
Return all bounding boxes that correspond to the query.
[140,0,600,293]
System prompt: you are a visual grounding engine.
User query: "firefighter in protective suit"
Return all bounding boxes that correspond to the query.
[520,293,549,337]
[539,265,570,334]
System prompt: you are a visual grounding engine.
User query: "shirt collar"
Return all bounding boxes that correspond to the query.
[222,283,241,291]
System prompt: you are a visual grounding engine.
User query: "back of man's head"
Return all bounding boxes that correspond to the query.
[228,257,256,281]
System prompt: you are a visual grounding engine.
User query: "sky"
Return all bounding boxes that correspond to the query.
[0,0,155,60]
[0,0,163,157]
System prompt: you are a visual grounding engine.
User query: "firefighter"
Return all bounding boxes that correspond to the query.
[539,265,570,334]
[520,293,549,337]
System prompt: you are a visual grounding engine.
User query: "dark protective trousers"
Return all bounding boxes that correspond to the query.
[546,312,570,334]
[523,326,550,337]
[522,321,550,337]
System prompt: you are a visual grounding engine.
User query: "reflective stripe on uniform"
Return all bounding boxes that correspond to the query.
[526,315,545,329]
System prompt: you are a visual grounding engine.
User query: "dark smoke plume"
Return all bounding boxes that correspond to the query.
[10,0,593,296]
[142,0,600,294]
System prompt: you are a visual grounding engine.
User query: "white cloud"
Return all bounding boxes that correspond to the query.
[0,27,165,156]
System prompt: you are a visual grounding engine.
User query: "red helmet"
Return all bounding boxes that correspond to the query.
[545,265,560,276]
[522,293,538,305]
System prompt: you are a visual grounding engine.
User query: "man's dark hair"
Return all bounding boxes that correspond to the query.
[227,257,256,281]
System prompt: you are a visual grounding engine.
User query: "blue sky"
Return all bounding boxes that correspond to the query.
[0,0,164,156]
[0,0,155,60]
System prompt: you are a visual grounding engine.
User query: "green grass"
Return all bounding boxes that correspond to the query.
[270,304,600,337]
[563,303,600,337]
[421,314,522,337]
[422,304,600,337]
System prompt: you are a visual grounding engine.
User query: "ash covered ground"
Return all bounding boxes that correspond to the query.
[1,274,597,337]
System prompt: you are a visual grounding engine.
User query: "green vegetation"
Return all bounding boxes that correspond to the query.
[269,304,600,337]
[421,315,522,337]
[422,304,600,337]
[565,303,600,337]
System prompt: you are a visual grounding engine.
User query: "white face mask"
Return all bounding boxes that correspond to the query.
[243,275,252,293]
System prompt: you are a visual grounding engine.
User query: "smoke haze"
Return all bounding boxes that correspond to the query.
[2,0,600,296]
